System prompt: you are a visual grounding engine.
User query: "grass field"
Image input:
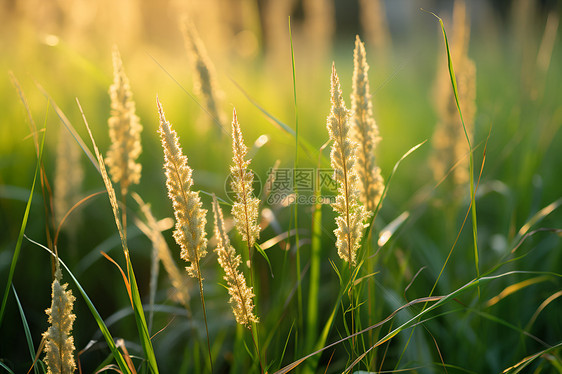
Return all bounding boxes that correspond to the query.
[1,0,561,373]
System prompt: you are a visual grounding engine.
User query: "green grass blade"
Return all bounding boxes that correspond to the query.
[0,119,46,328]
[12,286,40,374]
[502,341,562,374]
[0,361,15,374]
[229,77,329,168]
[363,140,426,242]
[125,250,160,374]
[429,10,480,287]
[36,84,100,174]
[26,236,132,374]
[288,16,304,352]
[80,99,159,373]
[306,191,322,353]
[276,271,562,374]
[254,243,274,277]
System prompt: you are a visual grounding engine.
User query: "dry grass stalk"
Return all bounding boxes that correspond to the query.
[230,108,260,257]
[133,193,191,307]
[351,35,384,212]
[212,194,258,328]
[431,0,476,188]
[105,45,142,197]
[54,124,83,227]
[181,19,225,133]
[157,98,208,279]
[327,63,370,266]
[82,99,127,248]
[43,266,76,374]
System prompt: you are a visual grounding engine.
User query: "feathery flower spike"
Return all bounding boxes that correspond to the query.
[105,45,143,196]
[351,35,384,211]
[212,194,258,327]
[43,267,76,374]
[230,108,260,254]
[157,98,208,278]
[327,63,370,266]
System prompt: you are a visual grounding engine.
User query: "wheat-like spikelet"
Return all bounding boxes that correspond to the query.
[43,267,76,374]
[181,19,225,133]
[54,124,83,227]
[133,193,192,307]
[431,0,477,188]
[230,108,260,254]
[157,98,208,279]
[327,63,370,266]
[351,35,384,212]
[212,194,258,328]
[105,45,142,197]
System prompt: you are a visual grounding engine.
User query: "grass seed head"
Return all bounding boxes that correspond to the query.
[105,45,143,197]
[158,98,208,279]
[327,63,371,266]
[351,35,384,211]
[230,108,261,250]
[43,274,76,374]
[212,194,258,328]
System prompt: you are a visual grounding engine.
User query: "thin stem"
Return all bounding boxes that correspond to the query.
[196,267,213,373]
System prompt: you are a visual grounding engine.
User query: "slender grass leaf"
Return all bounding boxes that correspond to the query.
[254,243,274,278]
[12,287,40,374]
[0,361,15,374]
[0,119,45,327]
[25,236,132,374]
[36,84,100,174]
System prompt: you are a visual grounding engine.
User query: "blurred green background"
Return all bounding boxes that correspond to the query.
[1,0,561,372]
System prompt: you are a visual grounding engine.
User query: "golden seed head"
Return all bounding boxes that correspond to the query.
[105,45,143,196]
[327,64,371,266]
[229,108,261,249]
[158,98,208,279]
[212,194,258,328]
[351,35,384,211]
[43,276,76,374]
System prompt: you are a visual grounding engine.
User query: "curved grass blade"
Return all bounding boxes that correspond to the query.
[0,119,45,328]
[255,243,274,278]
[25,236,132,374]
[0,361,15,374]
[276,271,562,374]
[363,140,426,243]
[36,83,99,174]
[12,287,40,374]
[502,341,562,373]
[78,99,159,374]
[425,9,480,289]
[229,77,329,168]
[513,197,562,250]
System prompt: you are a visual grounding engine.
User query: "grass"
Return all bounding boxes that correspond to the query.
[1,1,562,373]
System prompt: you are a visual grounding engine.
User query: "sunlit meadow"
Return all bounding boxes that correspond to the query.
[1,0,561,373]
